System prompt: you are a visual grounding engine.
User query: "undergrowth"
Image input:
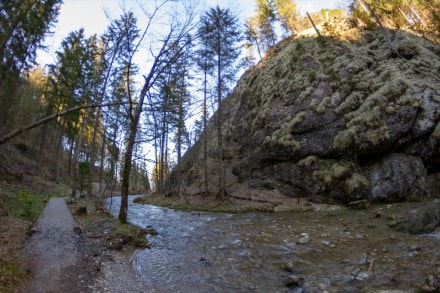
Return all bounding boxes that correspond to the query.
[5,190,65,221]
[395,202,440,234]
[0,261,27,291]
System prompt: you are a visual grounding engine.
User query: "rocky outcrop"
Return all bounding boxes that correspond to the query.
[172,21,440,205]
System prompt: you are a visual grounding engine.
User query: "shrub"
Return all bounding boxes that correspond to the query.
[396,203,440,234]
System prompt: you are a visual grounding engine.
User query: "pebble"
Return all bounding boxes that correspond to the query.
[285,274,306,288]
[281,262,295,273]
[321,240,331,246]
[355,271,369,281]
[318,278,331,290]
[409,244,422,252]
[340,230,352,237]
[298,237,310,244]
[297,233,310,244]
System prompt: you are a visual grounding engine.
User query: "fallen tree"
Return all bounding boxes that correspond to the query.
[0,101,126,146]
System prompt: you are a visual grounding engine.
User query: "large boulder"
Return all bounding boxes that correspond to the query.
[365,153,426,202]
[172,21,440,204]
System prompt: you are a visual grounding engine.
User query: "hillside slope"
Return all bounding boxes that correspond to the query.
[172,19,440,205]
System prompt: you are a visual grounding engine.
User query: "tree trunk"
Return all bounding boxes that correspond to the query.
[37,122,48,170]
[118,76,150,223]
[67,138,74,174]
[87,107,101,196]
[118,121,137,223]
[71,109,90,198]
[216,43,226,200]
[203,64,208,196]
[99,132,106,193]
[53,122,64,183]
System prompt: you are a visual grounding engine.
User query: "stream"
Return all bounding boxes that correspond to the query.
[105,196,439,292]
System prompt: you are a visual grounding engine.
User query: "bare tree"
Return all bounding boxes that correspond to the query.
[118,0,198,223]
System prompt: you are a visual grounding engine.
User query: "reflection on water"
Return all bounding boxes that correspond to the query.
[105,196,439,292]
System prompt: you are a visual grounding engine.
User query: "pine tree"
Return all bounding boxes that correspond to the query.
[0,0,61,138]
[198,5,242,200]
[274,0,299,35]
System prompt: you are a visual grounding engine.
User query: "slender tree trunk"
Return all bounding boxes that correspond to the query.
[158,92,169,194]
[216,46,226,200]
[71,109,90,198]
[87,108,101,196]
[99,132,106,193]
[53,122,64,183]
[164,125,169,193]
[203,64,208,196]
[37,122,48,170]
[177,92,183,197]
[68,138,74,174]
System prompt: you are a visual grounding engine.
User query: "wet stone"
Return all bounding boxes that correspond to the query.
[281,262,296,273]
[409,245,422,252]
[218,244,227,250]
[285,275,306,288]
[318,277,331,290]
[355,271,370,281]
[340,230,352,237]
[297,233,310,244]
[321,240,331,246]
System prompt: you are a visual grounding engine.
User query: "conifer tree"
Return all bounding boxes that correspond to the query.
[274,0,299,35]
[0,0,61,137]
[198,5,242,200]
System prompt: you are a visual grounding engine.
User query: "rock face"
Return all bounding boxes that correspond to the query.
[172,21,440,205]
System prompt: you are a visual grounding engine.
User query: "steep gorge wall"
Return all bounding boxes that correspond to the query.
[174,21,440,204]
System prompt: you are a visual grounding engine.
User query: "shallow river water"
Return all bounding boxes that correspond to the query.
[105,196,439,292]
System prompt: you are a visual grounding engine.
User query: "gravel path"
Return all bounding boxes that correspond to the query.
[22,198,96,292]
[22,197,147,293]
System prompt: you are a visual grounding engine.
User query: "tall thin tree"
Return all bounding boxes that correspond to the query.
[118,1,198,223]
[198,6,242,200]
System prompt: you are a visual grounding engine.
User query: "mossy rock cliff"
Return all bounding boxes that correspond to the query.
[171,20,440,205]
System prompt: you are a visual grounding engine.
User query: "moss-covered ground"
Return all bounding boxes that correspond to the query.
[0,186,67,292]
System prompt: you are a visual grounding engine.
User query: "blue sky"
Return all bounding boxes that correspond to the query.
[37,0,347,66]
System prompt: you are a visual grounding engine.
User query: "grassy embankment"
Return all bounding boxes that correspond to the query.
[0,187,64,291]
[0,187,150,292]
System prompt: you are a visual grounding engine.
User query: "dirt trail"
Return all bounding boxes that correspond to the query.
[22,197,97,292]
[21,197,148,293]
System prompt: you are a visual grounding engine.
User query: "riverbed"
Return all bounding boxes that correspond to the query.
[105,196,439,292]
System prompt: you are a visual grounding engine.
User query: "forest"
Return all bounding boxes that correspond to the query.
[1,0,440,291]
[0,0,439,224]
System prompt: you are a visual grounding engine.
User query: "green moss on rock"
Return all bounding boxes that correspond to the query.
[345,173,369,195]
[298,155,318,168]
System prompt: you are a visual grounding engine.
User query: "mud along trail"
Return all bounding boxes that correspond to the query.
[21,197,98,292]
